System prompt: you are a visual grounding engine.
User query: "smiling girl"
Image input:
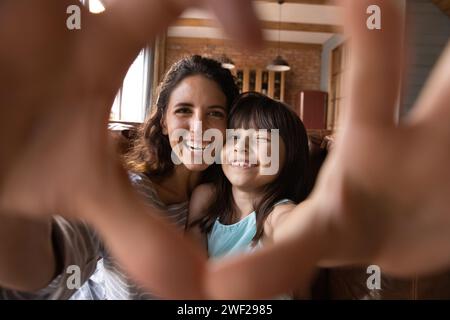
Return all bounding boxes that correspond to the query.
[187,92,312,297]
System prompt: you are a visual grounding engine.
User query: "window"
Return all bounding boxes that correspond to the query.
[80,0,104,13]
[110,48,153,123]
[82,0,154,123]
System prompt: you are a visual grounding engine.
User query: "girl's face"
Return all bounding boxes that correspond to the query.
[162,75,227,172]
[221,128,286,192]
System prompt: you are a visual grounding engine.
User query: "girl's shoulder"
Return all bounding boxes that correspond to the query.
[188,183,216,222]
[263,200,296,239]
[191,183,216,203]
[192,183,216,195]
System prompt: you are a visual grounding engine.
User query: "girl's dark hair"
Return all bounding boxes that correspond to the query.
[195,92,311,242]
[125,55,239,181]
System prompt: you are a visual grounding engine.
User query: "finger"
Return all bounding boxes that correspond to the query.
[339,0,405,128]
[82,0,261,94]
[207,0,262,50]
[61,0,186,136]
[77,0,186,97]
[406,42,450,128]
[0,0,75,183]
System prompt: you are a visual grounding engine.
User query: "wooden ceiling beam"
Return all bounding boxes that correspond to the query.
[258,0,330,5]
[173,18,342,33]
[166,36,323,50]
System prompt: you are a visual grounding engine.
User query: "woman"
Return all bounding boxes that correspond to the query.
[1,55,239,300]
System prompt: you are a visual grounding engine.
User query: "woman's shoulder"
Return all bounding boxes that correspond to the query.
[127,171,163,205]
[128,171,157,191]
[128,171,149,184]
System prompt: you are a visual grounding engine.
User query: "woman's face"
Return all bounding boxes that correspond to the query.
[163,75,227,172]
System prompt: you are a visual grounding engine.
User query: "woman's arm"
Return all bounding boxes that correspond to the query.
[82,173,208,299]
[0,0,260,299]
[0,214,101,299]
[0,214,55,292]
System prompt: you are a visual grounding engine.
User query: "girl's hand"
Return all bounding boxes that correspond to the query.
[205,0,450,299]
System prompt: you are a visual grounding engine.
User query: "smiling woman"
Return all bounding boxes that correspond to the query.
[0,55,239,300]
[162,75,227,171]
[125,55,239,178]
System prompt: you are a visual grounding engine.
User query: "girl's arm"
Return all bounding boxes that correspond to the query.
[264,202,353,268]
[263,202,320,300]
[203,199,327,299]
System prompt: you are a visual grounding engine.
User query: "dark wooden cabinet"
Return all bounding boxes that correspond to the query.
[235,68,285,101]
[294,90,328,130]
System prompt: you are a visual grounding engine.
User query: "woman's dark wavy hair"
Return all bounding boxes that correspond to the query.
[125,55,239,182]
[194,92,311,242]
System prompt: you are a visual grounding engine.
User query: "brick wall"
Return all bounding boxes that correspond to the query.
[165,38,322,109]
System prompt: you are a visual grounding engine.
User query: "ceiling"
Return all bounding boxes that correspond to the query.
[169,0,344,45]
[91,0,448,45]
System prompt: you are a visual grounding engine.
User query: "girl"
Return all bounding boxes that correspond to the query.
[188,92,311,298]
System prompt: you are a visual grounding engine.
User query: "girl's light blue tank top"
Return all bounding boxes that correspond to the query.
[207,199,293,259]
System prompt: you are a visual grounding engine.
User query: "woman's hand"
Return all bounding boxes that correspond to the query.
[0,0,260,298]
[0,0,261,220]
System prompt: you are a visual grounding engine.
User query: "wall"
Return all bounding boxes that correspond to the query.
[402,0,450,115]
[320,0,450,120]
[320,34,346,92]
[165,38,322,108]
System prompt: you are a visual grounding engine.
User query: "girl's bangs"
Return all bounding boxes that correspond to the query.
[229,96,277,131]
